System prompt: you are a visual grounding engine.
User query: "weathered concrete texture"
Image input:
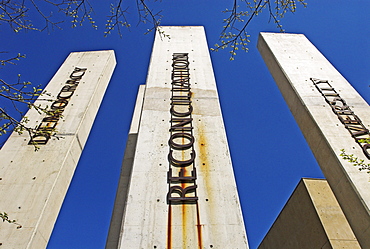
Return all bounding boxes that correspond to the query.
[258,32,370,248]
[259,178,360,249]
[0,50,116,248]
[114,26,248,248]
[106,85,145,249]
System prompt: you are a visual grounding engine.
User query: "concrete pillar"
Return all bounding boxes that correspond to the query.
[107,26,248,248]
[0,50,116,248]
[106,84,145,248]
[258,32,370,248]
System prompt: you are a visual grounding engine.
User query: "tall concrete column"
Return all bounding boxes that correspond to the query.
[107,26,248,248]
[106,84,145,248]
[0,50,116,248]
[258,32,370,248]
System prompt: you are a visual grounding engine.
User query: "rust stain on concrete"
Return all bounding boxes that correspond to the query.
[167,205,172,249]
[196,203,203,249]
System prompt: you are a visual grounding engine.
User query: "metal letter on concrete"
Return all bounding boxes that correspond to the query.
[258,33,370,248]
[106,26,248,248]
[0,50,116,248]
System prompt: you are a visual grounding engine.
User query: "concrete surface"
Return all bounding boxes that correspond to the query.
[258,32,370,248]
[0,50,116,248]
[259,178,360,249]
[106,85,145,249]
[108,26,248,249]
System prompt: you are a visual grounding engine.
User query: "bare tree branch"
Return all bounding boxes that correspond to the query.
[104,0,130,37]
[0,53,52,147]
[0,1,165,145]
[212,0,307,60]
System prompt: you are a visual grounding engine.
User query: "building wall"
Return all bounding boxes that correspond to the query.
[258,32,370,248]
[0,50,116,248]
[259,179,360,249]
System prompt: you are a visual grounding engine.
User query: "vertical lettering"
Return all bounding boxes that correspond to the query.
[362,144,370,160]
[311,78,370,160]
[167,53,198,204]
[167,185,198,203]
[29,67,86,145]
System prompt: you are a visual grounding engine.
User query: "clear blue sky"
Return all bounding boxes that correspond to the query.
[1,1,369,248]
